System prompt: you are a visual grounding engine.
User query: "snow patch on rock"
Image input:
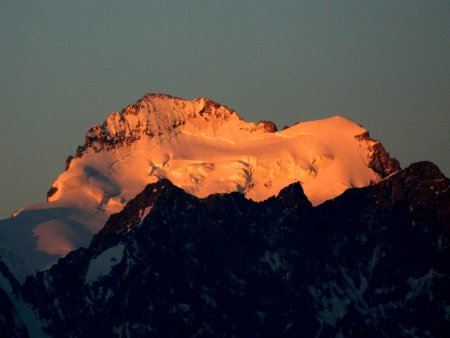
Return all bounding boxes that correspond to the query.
[86,243,125,282]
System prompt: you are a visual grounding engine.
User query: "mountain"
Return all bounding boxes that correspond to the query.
[0,93,399,277]
[5,161,447,337]
[0,92,448,336]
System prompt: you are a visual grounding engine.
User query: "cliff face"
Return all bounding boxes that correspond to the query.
[355,131,401,178]
[19,162,450,338]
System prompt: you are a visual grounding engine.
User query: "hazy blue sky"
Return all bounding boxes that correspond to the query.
[1,1,449,218]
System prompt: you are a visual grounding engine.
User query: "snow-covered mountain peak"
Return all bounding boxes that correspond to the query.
[0,93,399,275]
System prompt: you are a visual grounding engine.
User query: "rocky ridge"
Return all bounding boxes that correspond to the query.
[9,161,449,337]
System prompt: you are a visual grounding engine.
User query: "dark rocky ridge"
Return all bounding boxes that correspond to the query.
[355,131,401,178]
[17,161,450,337]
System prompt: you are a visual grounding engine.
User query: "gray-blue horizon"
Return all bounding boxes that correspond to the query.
[1,1,449,219]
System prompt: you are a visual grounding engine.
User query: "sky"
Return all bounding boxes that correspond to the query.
[1,0,449,219]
